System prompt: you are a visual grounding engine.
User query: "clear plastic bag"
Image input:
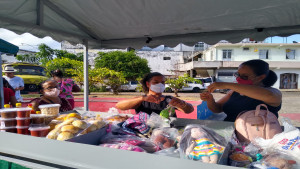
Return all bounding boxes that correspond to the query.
[100,134,159,153]
[100,143,146,152]
[151,127,179,150]
[147,113,170,128]
[179,124,228,163]
[254,119,300,162]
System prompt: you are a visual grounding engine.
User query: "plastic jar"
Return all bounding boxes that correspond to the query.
[16,117,31,126]
[28,126,50,137]
[0,118,17,127]
[16,108,31,118]
[0,126,17,133]
[16,126,30,135]
[0,108,17,118]
[38,104,60,116]
[30,114,46,125]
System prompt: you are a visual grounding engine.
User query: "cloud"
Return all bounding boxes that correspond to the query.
[0,28,61,51]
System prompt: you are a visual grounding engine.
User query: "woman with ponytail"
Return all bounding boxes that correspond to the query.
[200,59,282,122]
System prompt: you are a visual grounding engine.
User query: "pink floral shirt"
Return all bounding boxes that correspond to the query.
[58,79,76,99]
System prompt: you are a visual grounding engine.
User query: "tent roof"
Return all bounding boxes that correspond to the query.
[1,0,300,49]
[0,38,19,54]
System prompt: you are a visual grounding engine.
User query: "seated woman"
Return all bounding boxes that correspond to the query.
[30,80,72,112]
[3,78,17,107]
[200,59,282,122]
[116,72,194,116]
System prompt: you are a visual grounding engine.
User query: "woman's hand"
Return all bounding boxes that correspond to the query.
[169,97,186,107]
[207,82,228,93]
[200,92,214,102]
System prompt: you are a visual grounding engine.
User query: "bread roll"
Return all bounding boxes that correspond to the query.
[55,114,67,121]
[81,124,97,134]
[72,120,87,130]
[61,125,79,134]
[92,120,106,129]
[46,128,60,139]
[57,132,74,141]
[56,118,77,129]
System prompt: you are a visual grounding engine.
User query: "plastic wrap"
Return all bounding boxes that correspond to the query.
[100,134,159,153]
[151,127,179,150]
[250,153,299,169]
[179,124,228,163]
[254,119,300,162]
[100,143,146,152]
[159,105,175,119]
[147,113,170,128]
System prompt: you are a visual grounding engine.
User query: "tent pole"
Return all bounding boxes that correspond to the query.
[0,52,4,108]
[83,39,89,111]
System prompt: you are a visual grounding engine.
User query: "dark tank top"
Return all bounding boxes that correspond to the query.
[222,92,281,122]
[135,95,176,117]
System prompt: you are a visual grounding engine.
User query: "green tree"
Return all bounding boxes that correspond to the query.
[46,57,83,77]
[15,54,40,64]
[166,74,202,97]
[35,43,55,65]
[54,50,83,61]
[95,51,151,80]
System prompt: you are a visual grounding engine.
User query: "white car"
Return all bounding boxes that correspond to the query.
[120,81,139,91]
[165,77,213,93]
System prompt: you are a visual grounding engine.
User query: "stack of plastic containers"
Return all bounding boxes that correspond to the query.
[0,104,17,133]
[15,103,32,135]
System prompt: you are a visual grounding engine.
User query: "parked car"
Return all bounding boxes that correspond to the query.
[120,81,139,91]
[165,77,213,93]
[2,62,48,92]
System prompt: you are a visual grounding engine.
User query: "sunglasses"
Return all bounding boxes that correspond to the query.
[234,72,255,80]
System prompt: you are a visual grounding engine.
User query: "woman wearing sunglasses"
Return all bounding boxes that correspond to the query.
[200,59,281,122]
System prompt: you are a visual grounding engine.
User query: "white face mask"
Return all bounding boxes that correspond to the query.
[44,88,60,97]
[150,83,165,93]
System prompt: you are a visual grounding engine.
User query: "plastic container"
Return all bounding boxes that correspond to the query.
[29,126,50,137]
[27,103,36,114]
[16,126,30,135]
[4,104,10,108]
[16,117,31,126]
[16,108,31,118]
[0,126,17,133]
[38,104,60,116]
[45,115,59,125]
[0,118,17,127]
[0,108,17,118]
[16,103,22,108]
[30,114,45,125]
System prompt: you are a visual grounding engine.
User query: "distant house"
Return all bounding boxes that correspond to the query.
[179,43,300,89]
[1,49,36,63]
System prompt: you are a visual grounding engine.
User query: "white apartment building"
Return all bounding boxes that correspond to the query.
[180,43,300,89]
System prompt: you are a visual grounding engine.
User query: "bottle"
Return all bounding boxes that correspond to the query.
[16,103,22,108]
[27,103,36,114]
[4,104,10,108]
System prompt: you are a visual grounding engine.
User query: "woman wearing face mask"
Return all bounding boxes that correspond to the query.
[30,80,72,112]
[116,72,194,116]
[200,59,282,122]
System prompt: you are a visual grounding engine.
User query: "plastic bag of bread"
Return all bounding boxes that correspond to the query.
[151,127,179,150]
[57,132,74,141]
[105,115,130,124]
[79,120,107,135]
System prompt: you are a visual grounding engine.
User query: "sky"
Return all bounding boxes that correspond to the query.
[0,28,300,52]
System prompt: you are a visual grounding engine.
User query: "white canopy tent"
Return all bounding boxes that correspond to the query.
[1,0,300,110]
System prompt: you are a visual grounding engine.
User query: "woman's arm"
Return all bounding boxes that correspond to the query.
[207,82,282,107]
[200,91,233,113]
[115,97,144,110]
[169,97,194,114]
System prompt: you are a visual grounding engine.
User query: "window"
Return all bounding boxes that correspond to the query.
[131,81,138,85]
[163,57,171,60]
[218,72,234,76]
[222,49,232,60]
[259,49,269,59]
[13,65,46,76]
[243,47,250,51]
[286,49,296,59]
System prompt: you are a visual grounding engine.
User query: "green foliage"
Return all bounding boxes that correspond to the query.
[54,50,83,61]
[46,57,83,77]
[95,51,151,80]
[15,54,40,64]
[166,74,202,96]
[35,43,55,65]
[135,77,143,92]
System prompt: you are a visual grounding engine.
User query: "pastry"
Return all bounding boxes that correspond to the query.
[64,113,81,120]
[61,125,79,134]
[57,132,74,141]
[46,128,60,139]
[72,120,88,130]
[91,120,106,129]
[55,114,67,121]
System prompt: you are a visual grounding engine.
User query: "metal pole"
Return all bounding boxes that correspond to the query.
[83,39,89,111]
[0,52,4,108]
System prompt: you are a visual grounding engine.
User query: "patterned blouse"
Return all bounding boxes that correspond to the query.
[58,78,76,99]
